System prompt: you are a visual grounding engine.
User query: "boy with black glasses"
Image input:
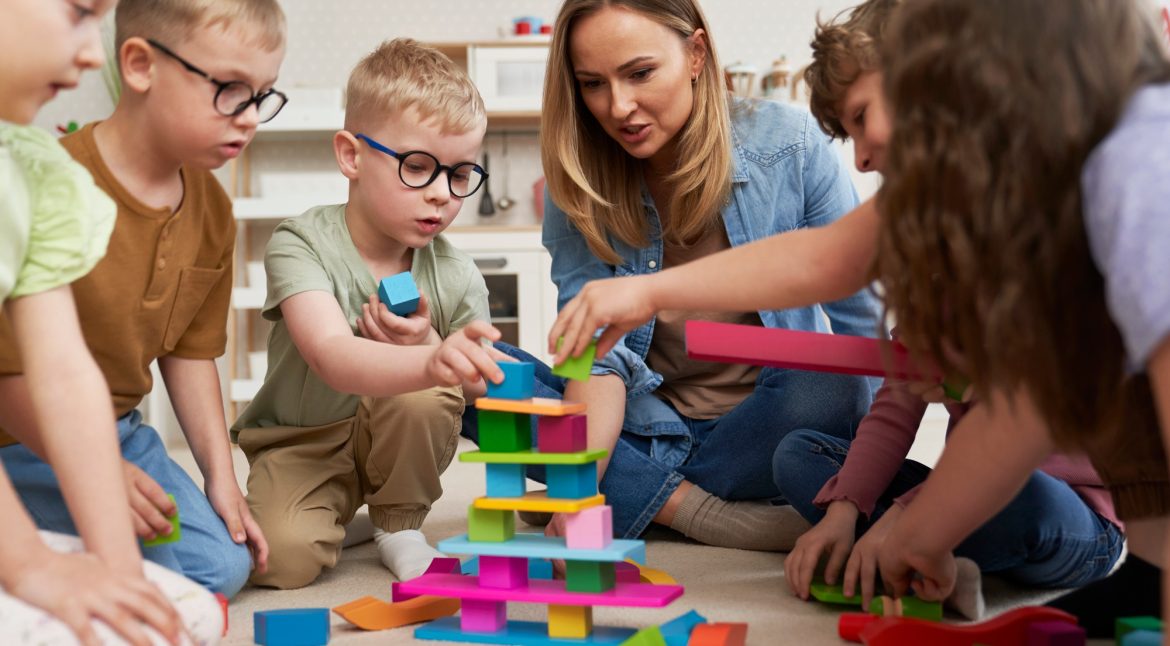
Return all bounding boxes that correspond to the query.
[232,38,505,589]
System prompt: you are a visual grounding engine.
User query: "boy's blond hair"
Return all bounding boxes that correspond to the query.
[345,39,486,135]
[804,0,900,139]
[115,0,286,53]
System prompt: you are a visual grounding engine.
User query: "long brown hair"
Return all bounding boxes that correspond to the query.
[875,0,1170,448]
[541,0,732,264]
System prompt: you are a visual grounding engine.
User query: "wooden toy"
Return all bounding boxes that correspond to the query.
[253,608,330,646]
[486,463,526,498]
[480,555,529,590]
[416,616,637,644]
[473,492,606,514]
[549,604,593,639]
[378,271,420,316]
[1121,630,1164,646]
[565,560,616,593]
[838,613,879,642]
[1118,617,1164,643]
[462,555,555,580]
[215,592,228,637]
[538,414,588,453]
[487,362,536,400]
[478,410,532,453]
[393,557,463,601]
[440,533,645,564]
[553,337,597,382]
[687,622,747,646]
[615,561,641,583]
[565,505,614,550]
[462,598,508,632]
[468,506,515,542]
[622,625,667,646]
[476,397,587,416]
[395,572,683,607]
[1025,620,1086,646]
[462,448,607,465]
[869,595,942,621]
[547,462,598,499]
[857,606,1077,645]
[810,580,862,606]
[332,595,460,630]
[659,610,707,646]
[625,560,678,585]
[142,494,181,547]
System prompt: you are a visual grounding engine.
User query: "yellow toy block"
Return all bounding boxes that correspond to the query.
[473,492,606,514]
[624,559,677,585]
[475,397,587,416]
[548,604,593,639]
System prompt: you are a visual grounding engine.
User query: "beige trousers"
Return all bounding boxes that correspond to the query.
[239,386,464,589]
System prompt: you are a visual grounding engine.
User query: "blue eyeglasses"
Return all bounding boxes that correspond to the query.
[355,133,487,198]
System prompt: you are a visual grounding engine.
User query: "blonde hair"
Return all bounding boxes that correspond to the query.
[541,0,733,264]
[115,0,286,52]
[804,0,901,140]
[345,39,486,135]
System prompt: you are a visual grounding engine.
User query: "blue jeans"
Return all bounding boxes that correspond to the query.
[772,430,1124,588]
[463,343,874,538]
[0,410,253,597]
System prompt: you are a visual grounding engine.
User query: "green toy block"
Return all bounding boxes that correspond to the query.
[1117,617,1164,642]
[620,625,667,646]
[565,560,616,593]
[467,505,515,543]
[142,494,181,547]
[810,579,862,606]
[553,338,597,382]
[477,410,532,452]
[869,595,942,621]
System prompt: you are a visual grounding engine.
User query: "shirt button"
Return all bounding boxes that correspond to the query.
[648,260,658,269]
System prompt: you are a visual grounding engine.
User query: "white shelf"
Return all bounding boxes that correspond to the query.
[232,287,265,310]
[230,379,262,403]
[234,196,322,220]
[256,109,344,137]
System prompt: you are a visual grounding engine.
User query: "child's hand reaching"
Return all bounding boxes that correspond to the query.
[5,547,183,646]
[357,293,437,347]
[122,461,179,542]
[427,321,506,387]
[842,504,901,609]
[877,525,957,603]
[783,500,857,600]
[547,275,658,365]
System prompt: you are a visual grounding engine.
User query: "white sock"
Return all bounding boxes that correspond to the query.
[945,557,985,620]
[373,528,444,581]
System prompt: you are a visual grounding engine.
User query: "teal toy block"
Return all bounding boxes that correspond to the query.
[553,338,597,381]
[546,462,597,499]
[468,506,515,542]
[564,505,613,550]
[538,414,587,453]
[620,625,666,646]
[809,579,861,606]
[659,610,707,646]
[253,608,330,646]
[1122,630,1164,646]
[486,362,535,400]
[486,463,526,498]
[565,560,616,593]
[478,410,532,452]
[142,494,181,547]
[378,271,420,316]
[1118,617,1164,643]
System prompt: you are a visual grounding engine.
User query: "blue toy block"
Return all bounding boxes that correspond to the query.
[485,463,526,498]
[1122,630,1164,646]
[659,610,708,646]
[416,616,636,645]
[378,271,420,316]
[486,362,535,400]
[462,555,555,580]
[546,462,598,499]
[440,533,646,565]
[254,608,330,646]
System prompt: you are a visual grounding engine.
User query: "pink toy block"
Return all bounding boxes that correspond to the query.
[395,573,684,608]
[1026,621,1086,646]
[538,414,588,453]
[615,561,641,583]
[461,598,507,633]
[479,555,528,590]
[565,505,614,550]
[392,556,462,601]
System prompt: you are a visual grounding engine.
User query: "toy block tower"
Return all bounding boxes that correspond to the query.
[394,361,685,644]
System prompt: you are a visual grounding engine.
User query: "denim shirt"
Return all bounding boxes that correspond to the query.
[542,99,885,403]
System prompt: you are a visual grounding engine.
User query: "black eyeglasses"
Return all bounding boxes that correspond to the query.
[355,134,488,198]
[147,39,288,123]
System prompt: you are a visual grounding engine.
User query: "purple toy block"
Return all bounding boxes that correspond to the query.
[1026,621,1086,646]
[537,414,587,453]
[565,505,613,550]
[461,598,507,633]
[479,555,528,590]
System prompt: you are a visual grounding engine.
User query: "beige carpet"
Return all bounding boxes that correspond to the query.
[171,437,1100,645]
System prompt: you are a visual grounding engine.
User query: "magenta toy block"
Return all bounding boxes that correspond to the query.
[546,462,597,499]
[479,555,529,590]
[393,556,464,601]
[615,561,641,584]
[253,608,330,646]
[486,362,536,400]
[461,598,507,633]
[415,616,637,644]
[538,415,588,453]
[565,505,613,550]
[395,573,684,608]
[1026,620,1086,646]
[486,463,526,498]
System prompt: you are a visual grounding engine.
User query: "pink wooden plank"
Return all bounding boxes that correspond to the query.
[685,321,935,380]
[395,573,684,608]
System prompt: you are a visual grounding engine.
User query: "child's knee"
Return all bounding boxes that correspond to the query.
[772,430,819,487]
[210,541,253,598]
[249,520,335,590]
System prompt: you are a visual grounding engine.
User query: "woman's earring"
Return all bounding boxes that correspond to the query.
[691,75,698,85]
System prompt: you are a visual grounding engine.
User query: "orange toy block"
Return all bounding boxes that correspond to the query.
[688,622,747,646]
[860,606,1077,646]
[332,595,460,631]
[475,397,587,416]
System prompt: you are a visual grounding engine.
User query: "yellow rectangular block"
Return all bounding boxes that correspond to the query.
[548,604,592,639]
[473,492,605,513]
[475,397,587,416]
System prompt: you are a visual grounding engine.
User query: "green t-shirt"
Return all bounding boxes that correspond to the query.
[0,123,114,303]
[232,203,490,435]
